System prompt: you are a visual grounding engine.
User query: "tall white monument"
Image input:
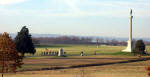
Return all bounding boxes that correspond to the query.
[122,9,133,52]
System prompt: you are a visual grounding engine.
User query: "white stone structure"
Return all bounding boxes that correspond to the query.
[58,48,63,56]
[122,9,133,52]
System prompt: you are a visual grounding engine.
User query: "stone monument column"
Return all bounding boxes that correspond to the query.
[129,9,133,42]
[122,9,133,52]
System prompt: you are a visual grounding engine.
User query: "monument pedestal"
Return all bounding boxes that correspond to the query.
[122,40,132,52]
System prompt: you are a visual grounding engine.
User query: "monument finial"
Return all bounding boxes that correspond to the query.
[130,9,132,16]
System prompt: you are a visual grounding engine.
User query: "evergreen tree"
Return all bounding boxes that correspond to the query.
[133,40,146,58]
[0,32,23,73]
[15,26,36,56]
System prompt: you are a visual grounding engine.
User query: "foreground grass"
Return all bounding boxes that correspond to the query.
[3,57,150,77]
[3,44,150,77]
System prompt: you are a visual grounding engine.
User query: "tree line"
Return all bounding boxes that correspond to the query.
[32,36,150,46]
[32,37,128,46]
[32,36,93,44]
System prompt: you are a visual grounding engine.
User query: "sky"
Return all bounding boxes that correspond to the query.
[0,0,150,38]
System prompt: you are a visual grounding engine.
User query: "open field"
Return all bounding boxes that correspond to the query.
[35,44,126,55]
[2,44,150,77]
[26,44,127,57]
[26,44,150,57]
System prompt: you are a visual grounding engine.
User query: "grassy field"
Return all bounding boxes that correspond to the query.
[2,44,150,77]
[26,44,150,57]
[26,44,127,57]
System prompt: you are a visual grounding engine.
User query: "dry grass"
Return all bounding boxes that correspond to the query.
[1,55,149,77]
[3,59,150,77]
[2,45,150,77]
[20,55,147,71]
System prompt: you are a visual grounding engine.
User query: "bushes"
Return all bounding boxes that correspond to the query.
[132,40,146,58]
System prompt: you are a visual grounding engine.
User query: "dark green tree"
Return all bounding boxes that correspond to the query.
[133,40,146,58]
[15,26,36,56]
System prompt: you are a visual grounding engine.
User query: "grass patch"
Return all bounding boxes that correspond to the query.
[111,51,134,56]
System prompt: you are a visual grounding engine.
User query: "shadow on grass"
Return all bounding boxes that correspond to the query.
[19,57,150,72]
[100,51,134,56]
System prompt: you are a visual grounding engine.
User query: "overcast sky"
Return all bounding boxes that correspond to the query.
[0,0,150,38]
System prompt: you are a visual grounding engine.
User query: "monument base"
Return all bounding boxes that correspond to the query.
[122,40,132,52]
